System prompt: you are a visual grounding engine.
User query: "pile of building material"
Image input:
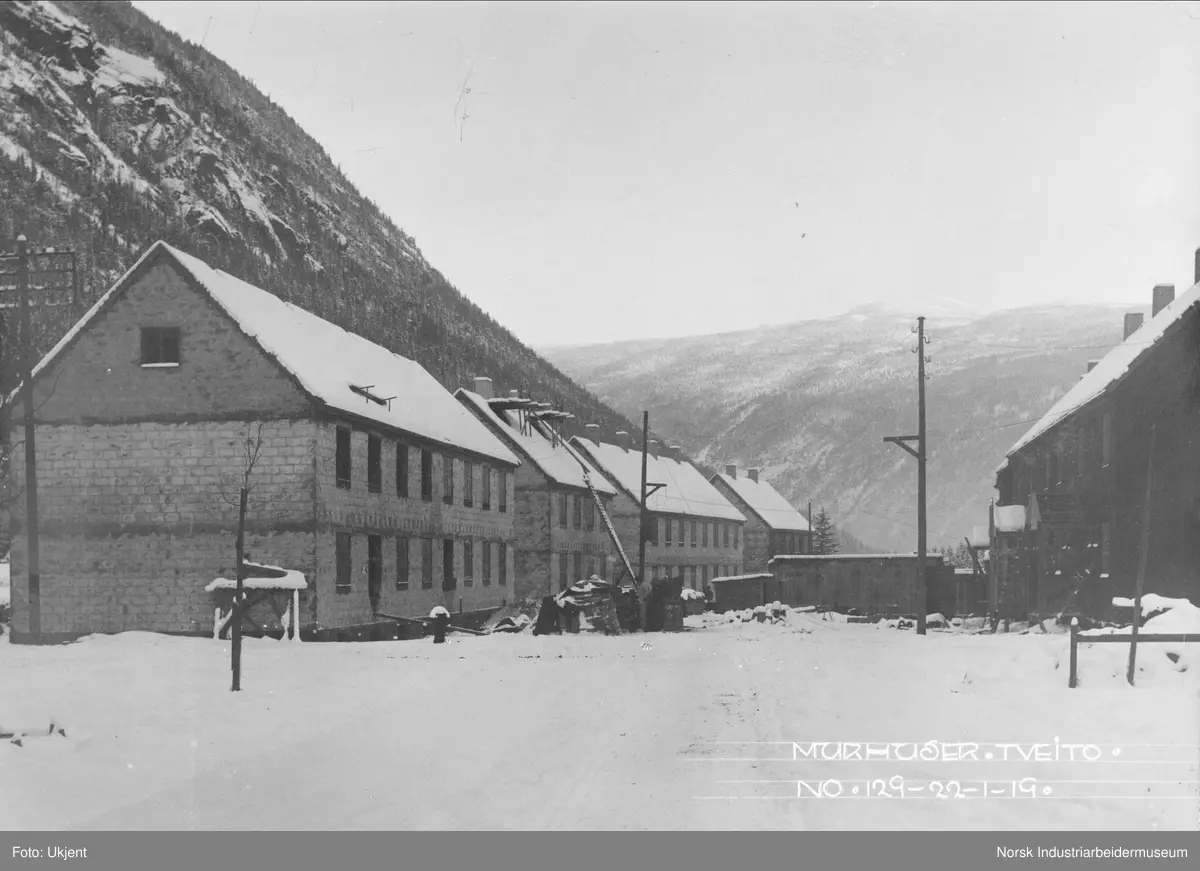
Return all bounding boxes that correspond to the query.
[557,577,624,635]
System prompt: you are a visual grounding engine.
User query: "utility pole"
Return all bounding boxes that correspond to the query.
[884,316,931,636]
[0,236,76,643]
[638,411,650,631]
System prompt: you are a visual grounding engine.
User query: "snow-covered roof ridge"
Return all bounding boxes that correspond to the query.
[205,562,307,592]
[22,241,520,466]
[570,438,746,522]
[1002,280,1200,462]
[456,389,615,494]
[712,472,810,531]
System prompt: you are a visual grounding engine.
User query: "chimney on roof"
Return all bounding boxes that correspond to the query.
[649,439,660,458]
[509,389,519,399]
[1152,284,1175,318]
[725,464,737,479]
[584,423,600,442]
[616,431,631,452]
[473,377,494,400]
[1123,312,1144,341]
[1194,247,1200,286]
[748,469,759,483]
[1086,360,1099,373]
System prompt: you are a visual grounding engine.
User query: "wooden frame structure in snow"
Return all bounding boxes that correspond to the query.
[206,562,306,642]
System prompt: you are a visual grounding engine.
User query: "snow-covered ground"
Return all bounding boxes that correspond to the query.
[0,603,1196,831]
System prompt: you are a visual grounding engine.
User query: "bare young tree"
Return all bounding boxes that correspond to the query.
[217,421,266,692]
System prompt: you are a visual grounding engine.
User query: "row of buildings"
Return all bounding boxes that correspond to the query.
[987,251,1200,619]
[5,241,813,643]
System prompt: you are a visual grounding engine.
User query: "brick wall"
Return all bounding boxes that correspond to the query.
[313,420,516,624]
[8,417,319,639]
[547,487,616,590]
[606,492,744,587]
[24,258,312,425]
[741,519,771,574]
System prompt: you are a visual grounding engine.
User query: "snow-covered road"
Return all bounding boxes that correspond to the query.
[1,611,1196,830]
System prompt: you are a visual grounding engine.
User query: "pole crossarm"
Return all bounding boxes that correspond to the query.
[883,436,921,460]
[645,482,666,498]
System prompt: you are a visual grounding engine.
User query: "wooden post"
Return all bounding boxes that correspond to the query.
[1127,425,1156,686]
[916,316,928,636]
[291,589,300,642]
[15,236,42,639]
[231,485,247,692]
[638,411,650,632]
[1068,617,1079,688]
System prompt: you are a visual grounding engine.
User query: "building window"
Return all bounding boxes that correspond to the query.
[733,526,740,549]
[573,552,583,583]
[598,557,606,580]
[443,539,456,590]
[421,538,434,589]
[367,435,382,493]
[584,498,595,531]
[722,524,729,549]
[443,456,455,505]
[421,450,433,501]
[482,541,492,586]
[499,543,507,587]
[499,470,508,513]
[396,444,409,497]
[464,540,474,586]
[666,519,673,547]
[465,460,476,507]
[558,552,568,591]
[690,521,697,547]
[559,493,568,528]
[335,532,352,593]
[645,517,658,546]
[367,535,382,608]
[140,326,180,366]
[482,465,492,510]
[702,523,709,547]
[335,426,352,489]
[573,496,582,529]
[396,537,410,590]
[685,566,694,589]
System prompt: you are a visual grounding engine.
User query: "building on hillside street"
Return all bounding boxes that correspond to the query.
[992,254,1200,619]
[571,432,746,591]
[6,241,521,644]
[710,465,811,572]
[456,378,617,599]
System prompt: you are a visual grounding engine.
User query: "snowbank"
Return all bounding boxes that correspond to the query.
[1064,596,1200,687]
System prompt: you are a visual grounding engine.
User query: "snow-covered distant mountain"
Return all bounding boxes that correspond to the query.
[544,303,1147,553]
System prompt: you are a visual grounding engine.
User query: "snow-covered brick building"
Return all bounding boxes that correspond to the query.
[6,241,520,644]
[571,433,745,590]
[456,379,618,598]
[710,465,811,572]
[992,253,1200,619]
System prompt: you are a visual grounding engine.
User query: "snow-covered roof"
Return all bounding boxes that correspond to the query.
[205,562,307,592]
[456,390,614,494]
[25,242,520,466]
[711,573,773,583]
[711,473,809,532]
[571,438,745,522]
[1002,281,1200,462]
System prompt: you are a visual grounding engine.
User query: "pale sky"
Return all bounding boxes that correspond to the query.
[130,0,1200,346]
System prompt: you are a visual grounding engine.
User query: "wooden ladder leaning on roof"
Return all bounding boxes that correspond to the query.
[558,436,638,585]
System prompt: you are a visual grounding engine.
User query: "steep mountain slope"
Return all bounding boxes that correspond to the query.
[544,302,1147,552]
[0,0,637,435]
